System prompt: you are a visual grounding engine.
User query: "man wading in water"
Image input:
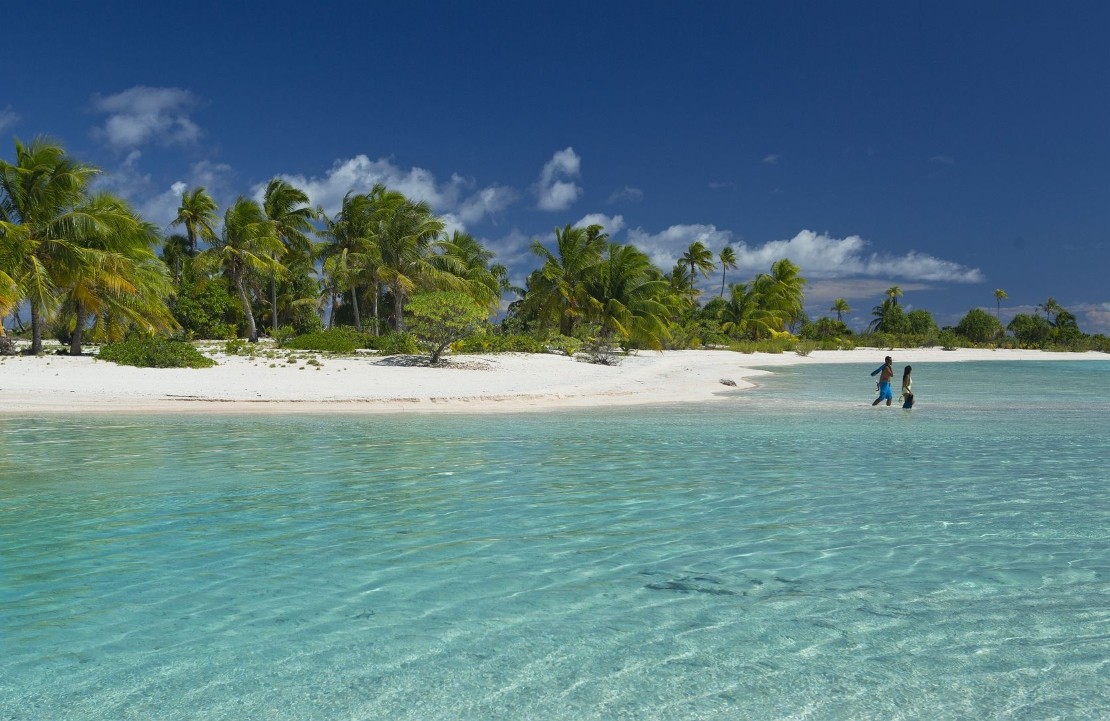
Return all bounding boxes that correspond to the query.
[871,356,894,406]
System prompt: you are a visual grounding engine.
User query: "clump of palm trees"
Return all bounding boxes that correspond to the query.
[510,230,809,349]
[1,137,176,354]
[3,136,817,356]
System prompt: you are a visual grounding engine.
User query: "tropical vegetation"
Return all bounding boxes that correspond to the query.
[3,136,1107,363]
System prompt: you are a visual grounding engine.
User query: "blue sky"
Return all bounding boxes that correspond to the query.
[4,1,1108,332]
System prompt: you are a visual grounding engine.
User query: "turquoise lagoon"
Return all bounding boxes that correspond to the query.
[2,360,1108,720]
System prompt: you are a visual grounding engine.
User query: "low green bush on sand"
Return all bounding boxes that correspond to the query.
[98,337,216,369]
[284,328,367,353]
[367,331,421,356]
[455,332,548,354]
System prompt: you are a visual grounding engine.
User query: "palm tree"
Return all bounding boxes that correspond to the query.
[586,242,674,349]
[718,246,737,297]
[0,265,17,335]
[868,297,909,333]
[523,224,607,336]
[1037,297,1062,325]
[375,197,450,331]
[680,241,716,297]
[437,231,506,312]
[993,288,1007,320]
[830,298,851,322]
[319,192,377,331]
[0,137,100,353]
[160,234,191,285]
[172,187,219,256]
[58,193,176,354]
[0,227,26,336]
[262,178,317,334]
[754,258,807,332]
[196,197,284,342]
[885,285,903,306]
[719,283,775,340]
[665,262,698,308]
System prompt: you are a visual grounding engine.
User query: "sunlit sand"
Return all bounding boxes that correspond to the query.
[1,346,1103,415]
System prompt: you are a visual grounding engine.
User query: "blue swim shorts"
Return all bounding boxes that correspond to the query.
[878,382,893,400]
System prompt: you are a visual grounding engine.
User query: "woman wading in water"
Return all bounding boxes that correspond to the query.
[900,365,914,408]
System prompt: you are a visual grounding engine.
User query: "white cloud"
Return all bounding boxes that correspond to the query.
[733,230,983,283]
[265,155,516,230]
[90,86,201,148]
[535,147,583,211]
[456,184,517,225]
[1083,310,1110,334]
[436,213,466,239]
[140,181,191,232]
[0,105,19,133]
[761,154,781,165]
[804,279,930,304]
[625,224,735,271]
[622,226,983,286]
[476,227,535,292]
[1072,301,1110,335]
[606,186,643,204]
[574,213,625,237]
[97,151,234,231]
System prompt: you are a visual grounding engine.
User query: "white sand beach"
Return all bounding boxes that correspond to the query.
[1,346,1104,414]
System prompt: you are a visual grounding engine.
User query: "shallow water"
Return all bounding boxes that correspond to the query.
[2,360,1108,720]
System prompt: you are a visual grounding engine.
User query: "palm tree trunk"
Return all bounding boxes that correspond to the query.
[29,304,44,355]
[70,302,87,356]
[372,283,380,337]
[350,284,362,332]
[393,284,405,331]
[235,274,259,343]
[329,286,337,330]
[271,273,279,335]
[720,267,727,297]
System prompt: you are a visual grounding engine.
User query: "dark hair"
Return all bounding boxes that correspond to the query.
[903,365,912,379]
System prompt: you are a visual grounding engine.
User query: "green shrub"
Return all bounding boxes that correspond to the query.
[859,332,898,349]
[727,337,797,354]
[285,328,366,353]
[455,333,547,354]
[98,337,216,369]
[547,335,583,356]
[370,331,420,356]
[1089,335,1110,353]
[224,338,248,355]
[271,325,297,348]
[172,281,241,340]
[406,291,489,364]
[938,330,961,350]
[813,337,855,350]
[955,308,1003,343]
[794,340,818,357]
[800,317,852,340]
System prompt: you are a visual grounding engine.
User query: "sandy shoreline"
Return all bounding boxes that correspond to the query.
[0,346,1104,415]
